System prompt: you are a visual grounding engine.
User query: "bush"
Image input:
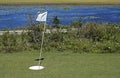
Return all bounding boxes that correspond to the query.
[0,22,119,53]
[0,32,18,52]
[94,40,120,53]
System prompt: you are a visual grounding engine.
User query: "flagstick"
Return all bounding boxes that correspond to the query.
[29,12,47,70]
[38,21,46,66]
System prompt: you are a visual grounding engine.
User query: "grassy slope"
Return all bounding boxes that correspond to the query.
[0,0,120,3]
[0,51,120,78]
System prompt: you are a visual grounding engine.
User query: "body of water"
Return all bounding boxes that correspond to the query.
[0,5,120,29]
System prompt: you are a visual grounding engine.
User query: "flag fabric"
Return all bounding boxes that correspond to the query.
[36,12,47,22]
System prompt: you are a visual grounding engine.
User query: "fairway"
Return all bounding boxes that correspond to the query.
[0,51,120,78]
[0,0,120,4]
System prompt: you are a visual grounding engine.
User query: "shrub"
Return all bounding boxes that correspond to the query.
[0,22,119,53]
[0,32,18,52]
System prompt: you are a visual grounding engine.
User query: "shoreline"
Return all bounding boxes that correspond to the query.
[0,2,120,5]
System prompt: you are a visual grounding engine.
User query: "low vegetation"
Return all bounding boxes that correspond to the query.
[0,21,120,53]
[0,0,120,2]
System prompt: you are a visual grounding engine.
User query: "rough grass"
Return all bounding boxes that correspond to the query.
[0,0,120,4]
[0,51,120,78]
[0,0,120,2]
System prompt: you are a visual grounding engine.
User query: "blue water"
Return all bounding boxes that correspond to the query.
[0,5,120,29]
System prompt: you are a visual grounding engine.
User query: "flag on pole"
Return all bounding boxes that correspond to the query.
[36,12,47,22]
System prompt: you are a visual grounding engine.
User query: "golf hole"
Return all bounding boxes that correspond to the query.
[29,66,44,70]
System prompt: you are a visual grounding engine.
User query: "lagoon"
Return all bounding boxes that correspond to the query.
[0,5,120,29]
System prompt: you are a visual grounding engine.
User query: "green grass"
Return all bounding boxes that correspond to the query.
[0,0,120,3]
[0,51,120,78]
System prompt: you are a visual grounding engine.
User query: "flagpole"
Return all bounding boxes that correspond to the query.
[29,11,47,70]
[36,11,47,66]
[38,19,46,66]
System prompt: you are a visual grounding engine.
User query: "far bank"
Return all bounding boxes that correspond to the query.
[0,2,120,5]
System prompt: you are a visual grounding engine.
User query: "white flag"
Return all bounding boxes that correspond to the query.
[36,12,47,22]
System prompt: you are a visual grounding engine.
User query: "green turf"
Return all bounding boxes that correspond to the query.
[0,51,120,78]
[0,0,120,3]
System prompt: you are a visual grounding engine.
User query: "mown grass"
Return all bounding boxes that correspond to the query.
[0,51,120,78]
[0,0,120,3]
